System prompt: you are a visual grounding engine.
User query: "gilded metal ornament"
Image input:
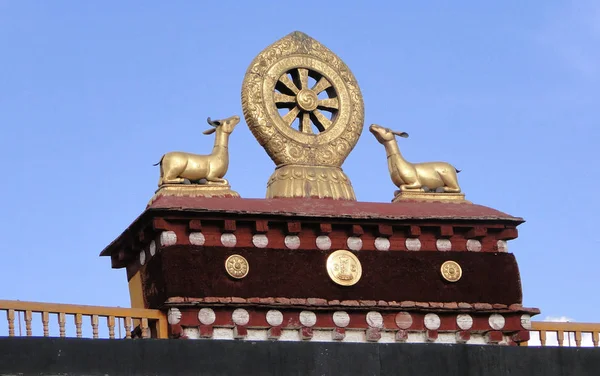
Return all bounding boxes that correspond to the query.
[326,250,362,286]
[225,254,249,279]
[440,260,462,282]
[155,115,239,186]
[149,115,240,205]
[241,31,364,200]
[369,124,467,202]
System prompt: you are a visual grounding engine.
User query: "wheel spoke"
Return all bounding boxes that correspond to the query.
[276,74,299,95]
[282,106,301,126]
[310,110,332,131]
[311,77,332,94]
[300,112,313,134]
[317,98,339,111]
[296,68,309,90]
[274,93,297,109]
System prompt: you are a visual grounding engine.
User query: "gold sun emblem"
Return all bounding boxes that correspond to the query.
[225,254,249,279]
[440,261,462,282]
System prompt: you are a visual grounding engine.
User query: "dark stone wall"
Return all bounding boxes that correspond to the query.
[1,337,599,376]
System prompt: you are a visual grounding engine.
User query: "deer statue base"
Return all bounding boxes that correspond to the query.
[392,190,471,204]
[148,183,240,207]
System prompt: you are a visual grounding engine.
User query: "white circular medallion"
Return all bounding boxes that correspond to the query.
[167,308,181,325]
[160,231,177,246]
[285,235,300,249]
[189,232,205,246]
[520,314,532,330]
[436,239,452,252]
[366,311,383,328]
[266,310,283,326]
[139,250,146,266]
[149,240,156,256]
[489,314,505,330]
[299,311,317,327]
[497,240,508,252]
[198,308,216,325]
[252,234,269,248]
[316,235,332,250]
[332,311,350,328]
[221,233,237,247]
[424,313,441,330]
[456,314,473,330]
[374,237,391,251]
[347,237,363,251]
[232,308,250,326]
[395,312,413,329]
[405,238,421,251]
[466,239,482,252]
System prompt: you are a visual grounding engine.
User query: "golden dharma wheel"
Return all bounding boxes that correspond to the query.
[241,31,364,168]
[241,32,364,200]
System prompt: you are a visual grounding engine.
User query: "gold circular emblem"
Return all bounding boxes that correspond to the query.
[326,250,362,286]
[440,261,462,282]
[241,31,364,167]
[225,255,249,279]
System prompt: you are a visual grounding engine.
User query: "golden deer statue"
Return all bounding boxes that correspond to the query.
[369,124,461,194]
[155,115,240,186]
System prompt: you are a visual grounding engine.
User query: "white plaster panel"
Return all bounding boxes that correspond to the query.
[212,328,234,340]
[182,327,200,339]
[436,333,457,344]
[379,331,396,343]
[407,331,427,343]
[342,330,366,343]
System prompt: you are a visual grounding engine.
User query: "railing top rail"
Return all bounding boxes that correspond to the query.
[0,300,163,319]
[531,322,600,331]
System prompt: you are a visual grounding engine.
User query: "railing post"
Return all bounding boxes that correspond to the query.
[24,311,32,337]
[42,312,50,337]
[7,309,15,337]
[154,312,169,339]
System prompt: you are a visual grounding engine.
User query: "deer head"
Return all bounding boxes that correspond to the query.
[369,124,408,144]
[203,115,241,135]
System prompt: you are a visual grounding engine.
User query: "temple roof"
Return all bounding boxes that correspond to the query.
[148,196,523,223]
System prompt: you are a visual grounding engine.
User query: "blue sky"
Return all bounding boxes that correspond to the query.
[1,1,598,322]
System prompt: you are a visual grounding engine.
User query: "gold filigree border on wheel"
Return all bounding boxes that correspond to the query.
[241,31,364,167]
